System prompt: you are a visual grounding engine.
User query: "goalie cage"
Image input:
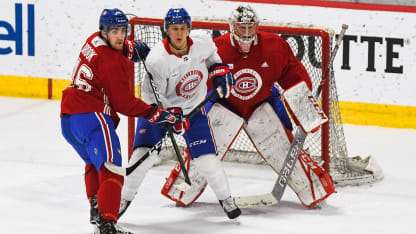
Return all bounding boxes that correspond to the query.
[126,16,383,186]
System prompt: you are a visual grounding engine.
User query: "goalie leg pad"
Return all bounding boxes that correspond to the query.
[162,153,231,205]
[246,102,335,207]
[208,103,245,160]
[161,148,208,206]
[294,150,335,207]
[161,103,244,206]
[121,147,159,201]
[245,102,292,168]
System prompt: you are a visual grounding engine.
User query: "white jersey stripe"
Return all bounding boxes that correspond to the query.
[95,112,113,163]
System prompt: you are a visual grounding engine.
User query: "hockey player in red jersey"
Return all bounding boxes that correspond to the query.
[60,8,183,234]
[162,4,335,209]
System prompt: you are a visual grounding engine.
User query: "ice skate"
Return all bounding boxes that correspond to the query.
[90,195,101,225]
[219,196,241,219]
[98,220,133,234]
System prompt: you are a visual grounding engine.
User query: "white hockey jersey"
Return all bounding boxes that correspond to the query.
[142,32,222,115]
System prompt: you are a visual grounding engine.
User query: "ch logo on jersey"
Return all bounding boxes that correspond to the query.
[231,68,263,100]
[176,70,203,99]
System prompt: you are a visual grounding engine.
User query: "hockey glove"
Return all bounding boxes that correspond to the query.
[123,40,150,62]
[167,107,190,135]
[145,104,179,129]
[209,63,235,99]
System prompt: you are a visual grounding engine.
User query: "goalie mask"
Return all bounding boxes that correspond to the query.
[229,5,259,54]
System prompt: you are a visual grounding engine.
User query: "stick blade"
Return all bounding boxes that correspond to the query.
[234,193,278,208]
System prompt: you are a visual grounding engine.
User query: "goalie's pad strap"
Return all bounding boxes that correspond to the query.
[282,81,328,133]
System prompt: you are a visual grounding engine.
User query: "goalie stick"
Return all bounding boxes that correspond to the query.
[104,69,218,178]
[235,24,349,208]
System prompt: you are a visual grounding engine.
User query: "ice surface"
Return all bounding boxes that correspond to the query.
[1,97,415,234]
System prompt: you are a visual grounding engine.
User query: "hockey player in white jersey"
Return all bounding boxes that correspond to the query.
[161,4,335,209]
[119,7,241,219]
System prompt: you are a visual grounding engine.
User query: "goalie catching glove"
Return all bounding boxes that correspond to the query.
[208,63,235,99]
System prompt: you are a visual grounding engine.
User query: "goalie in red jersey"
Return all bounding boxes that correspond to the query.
[161,4,335,209]
[60,8,182,234]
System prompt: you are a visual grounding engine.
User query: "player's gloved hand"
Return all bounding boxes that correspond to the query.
[123,40,150,62]
[167,107,190,135]
[209,63,235,99]
[145,104,179,129]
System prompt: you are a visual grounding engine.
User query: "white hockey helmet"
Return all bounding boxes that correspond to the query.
[229,4,259,54]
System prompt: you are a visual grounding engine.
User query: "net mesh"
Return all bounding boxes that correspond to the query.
[128,17,383,186]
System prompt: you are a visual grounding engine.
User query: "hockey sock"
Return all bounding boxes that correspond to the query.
[193,154,231,201]
[98,166,124,222]
[85,164,99,202]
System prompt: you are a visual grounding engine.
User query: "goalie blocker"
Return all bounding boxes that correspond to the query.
[162,82,335,208]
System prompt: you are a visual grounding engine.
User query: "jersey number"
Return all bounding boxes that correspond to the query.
[71,58,93,92]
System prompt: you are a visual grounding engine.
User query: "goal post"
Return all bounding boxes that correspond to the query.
[127,16,383,186]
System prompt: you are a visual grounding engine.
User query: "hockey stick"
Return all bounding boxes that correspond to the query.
[235,24,348,208]
[315,24,348,98]
[104,91,218,177]
[185,90,217,118]
[145,72,191,186]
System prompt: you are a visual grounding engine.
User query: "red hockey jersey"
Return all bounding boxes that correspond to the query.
[213,31,312,119]
[61,32,153,127]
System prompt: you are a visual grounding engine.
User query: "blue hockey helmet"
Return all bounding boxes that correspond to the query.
[164,8,192,31]
[99,8,128,33]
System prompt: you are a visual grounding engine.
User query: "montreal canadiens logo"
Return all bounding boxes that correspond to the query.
[231,68,262,100]
[176,70,203,99]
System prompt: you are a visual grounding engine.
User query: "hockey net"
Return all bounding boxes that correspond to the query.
[127,17,383,186]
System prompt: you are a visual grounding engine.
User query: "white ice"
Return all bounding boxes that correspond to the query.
[1,97,415,234]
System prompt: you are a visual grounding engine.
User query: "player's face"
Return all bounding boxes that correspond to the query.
[232,22,258,54]
[104,26,127,51]
[166,23,190,50]
[233,22,258,43]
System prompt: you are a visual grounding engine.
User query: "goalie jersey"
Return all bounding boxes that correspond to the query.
[212,31,312,119]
